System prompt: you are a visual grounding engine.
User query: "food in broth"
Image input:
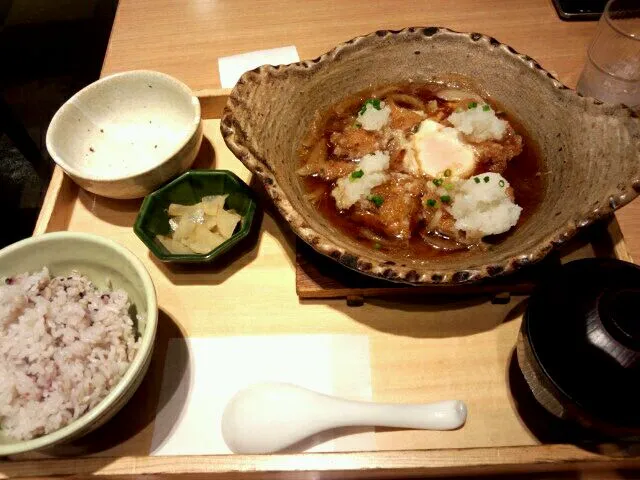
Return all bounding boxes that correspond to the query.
[298,83,544,257]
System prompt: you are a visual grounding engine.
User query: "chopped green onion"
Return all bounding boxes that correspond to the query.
[482,105,491,112]
[499,180,505,187]
[354,122,362,128]
[444,183,454,191]
[373,242,382,250]
[444,169,452,177]
[359,98,382,115]
[433,178,444,187]
[350,169,364,181]
[468,102,478,109]
[368,194,384,207]
[483,176,490,183]
[474,177,481,184]
[426,199,437,208]
[440,195,451,204]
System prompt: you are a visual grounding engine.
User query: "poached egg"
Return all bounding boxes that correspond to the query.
[406,119,476,178]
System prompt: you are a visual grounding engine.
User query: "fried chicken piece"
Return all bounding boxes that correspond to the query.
[385,130,414,173]
[389,148,407,172]
[330,127,382,159]
[472,126,523,174]
[297,141,357,180]
[388,104,424,132]
[297,159,357,180]
[349,176,424,240]
[419,206,474,249]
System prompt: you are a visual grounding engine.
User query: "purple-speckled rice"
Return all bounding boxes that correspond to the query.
[0,268,140,440]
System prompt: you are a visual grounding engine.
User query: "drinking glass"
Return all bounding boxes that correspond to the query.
[576,0,640,108]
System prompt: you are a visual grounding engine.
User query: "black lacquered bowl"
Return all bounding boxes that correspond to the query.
[517,258,640,438]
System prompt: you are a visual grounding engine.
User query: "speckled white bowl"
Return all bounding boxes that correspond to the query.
[0,232,157,455]
[46,70,202,199]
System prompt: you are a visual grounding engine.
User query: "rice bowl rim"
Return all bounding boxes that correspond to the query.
[0,231,158,455]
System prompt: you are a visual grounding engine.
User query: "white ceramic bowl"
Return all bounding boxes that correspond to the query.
[46,70,202,199]
[0,232,158,455]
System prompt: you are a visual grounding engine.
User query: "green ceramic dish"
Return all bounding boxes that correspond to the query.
[0,232,157,455]
[134,170,256,262]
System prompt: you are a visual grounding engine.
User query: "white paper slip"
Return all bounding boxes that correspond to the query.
[218,46,300,88]
[150,334,373,456]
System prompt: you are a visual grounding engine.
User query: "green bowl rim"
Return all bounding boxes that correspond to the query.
[0,231,158,455]
[133,169,257,262]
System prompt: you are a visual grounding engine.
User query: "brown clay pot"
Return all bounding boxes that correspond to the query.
[221,27,640,285]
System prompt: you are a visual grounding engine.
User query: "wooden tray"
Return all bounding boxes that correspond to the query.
[296,221,632,304]
[3,90,640,480]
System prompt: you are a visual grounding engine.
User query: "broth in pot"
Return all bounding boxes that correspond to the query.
[297,83,544,259]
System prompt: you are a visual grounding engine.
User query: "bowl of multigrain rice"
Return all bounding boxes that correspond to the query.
[0,232,157,455]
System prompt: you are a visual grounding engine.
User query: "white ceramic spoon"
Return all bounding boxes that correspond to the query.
[221,382,467,454]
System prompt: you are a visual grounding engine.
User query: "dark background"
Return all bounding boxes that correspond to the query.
[0,0,118,247]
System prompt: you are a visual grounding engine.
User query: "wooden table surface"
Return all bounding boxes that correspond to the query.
[22,1,639,479]
[102,0,640,261]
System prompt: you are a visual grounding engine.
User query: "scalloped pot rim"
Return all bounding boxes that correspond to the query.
[220,27,640,285]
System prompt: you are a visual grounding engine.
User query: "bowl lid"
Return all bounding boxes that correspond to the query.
[526,258,640,430]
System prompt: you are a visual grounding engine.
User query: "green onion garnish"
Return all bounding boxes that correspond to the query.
[444,183,454,191]
[354,122,362,128]
[373,242,382,250]
[359,98,382,115]
[474,177,481,184]
[482,105,491,111]
[433,178,444,187]
[440,195,451,204]
[499,180,505,187]
[483,176,490,183]
[468,102,478,109]
[350,169,364,181]
[444,169,452,177]
[426,199,437,208]
[368,194,384,207]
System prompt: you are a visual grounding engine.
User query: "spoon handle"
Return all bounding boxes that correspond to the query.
[221,383,468,454]
[330,398,467,430]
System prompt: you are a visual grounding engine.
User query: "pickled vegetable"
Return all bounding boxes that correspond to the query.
[159,195,242,255]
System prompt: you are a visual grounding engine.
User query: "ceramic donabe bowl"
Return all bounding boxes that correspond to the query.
[47,70,202,200]
[221,27,640,285]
